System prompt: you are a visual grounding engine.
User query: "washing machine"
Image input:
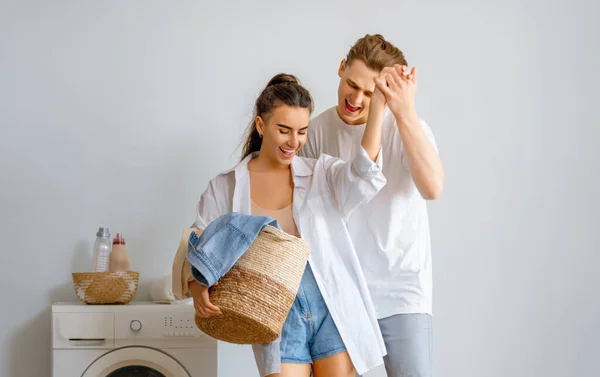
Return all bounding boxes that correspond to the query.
[52,302,217,377]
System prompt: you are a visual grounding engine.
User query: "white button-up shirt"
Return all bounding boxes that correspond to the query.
[193,147,387,375]
[301,107,439,318]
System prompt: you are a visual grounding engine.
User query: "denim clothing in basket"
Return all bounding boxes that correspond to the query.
[192,146,387,376]
[186,212,279,287]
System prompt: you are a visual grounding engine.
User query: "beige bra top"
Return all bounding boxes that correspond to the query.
[251,200,299,237]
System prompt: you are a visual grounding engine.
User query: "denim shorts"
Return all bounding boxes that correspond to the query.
[280,263,346,364]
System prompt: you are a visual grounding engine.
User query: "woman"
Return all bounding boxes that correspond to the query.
[189,73,390,377]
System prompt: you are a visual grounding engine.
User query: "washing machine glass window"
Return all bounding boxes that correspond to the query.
[82,346,190,377]
[107,365,165,377]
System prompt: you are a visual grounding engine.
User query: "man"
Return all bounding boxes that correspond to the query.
[300,34,444,377]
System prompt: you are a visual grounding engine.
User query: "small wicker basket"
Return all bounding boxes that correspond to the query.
[195,225,310,344]
[72,271,139,304]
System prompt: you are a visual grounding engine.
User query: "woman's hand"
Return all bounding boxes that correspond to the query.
[189,280,222,317]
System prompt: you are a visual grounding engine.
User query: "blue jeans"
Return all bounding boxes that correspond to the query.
[376,313,433,377]
[280,263,346,363]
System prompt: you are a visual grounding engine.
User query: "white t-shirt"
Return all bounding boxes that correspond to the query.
[300,106,439,318]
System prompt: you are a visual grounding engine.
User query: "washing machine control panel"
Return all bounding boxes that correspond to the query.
[161,313,196,337]
[114,309,215,348]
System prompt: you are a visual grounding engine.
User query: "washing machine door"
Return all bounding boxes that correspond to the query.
[81,346,190,377]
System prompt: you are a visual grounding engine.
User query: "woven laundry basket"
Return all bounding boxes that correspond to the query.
[72,271,139,304]
[195,225,310,344]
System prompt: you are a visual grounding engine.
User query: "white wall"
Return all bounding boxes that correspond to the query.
[1,0,598,376]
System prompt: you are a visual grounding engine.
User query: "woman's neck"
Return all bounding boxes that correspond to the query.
[248,152,290,172]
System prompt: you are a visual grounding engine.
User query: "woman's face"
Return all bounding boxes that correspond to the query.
[256,105,310,167]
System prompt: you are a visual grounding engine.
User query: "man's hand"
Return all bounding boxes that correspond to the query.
[189,280,222,318]
[374,64,418,121]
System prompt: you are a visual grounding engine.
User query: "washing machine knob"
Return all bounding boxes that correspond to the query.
[130,320,142,332]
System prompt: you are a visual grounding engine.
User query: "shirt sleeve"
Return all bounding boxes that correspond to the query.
[193,179,224,228]
[176,179,225,298]
[322,146,386,221]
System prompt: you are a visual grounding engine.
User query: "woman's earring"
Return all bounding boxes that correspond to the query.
[259,133,263,138]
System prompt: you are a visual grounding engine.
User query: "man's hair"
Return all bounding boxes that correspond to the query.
[345,34,407,71]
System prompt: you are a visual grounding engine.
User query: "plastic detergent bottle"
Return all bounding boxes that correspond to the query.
[92,227,111,272]
[109,233,130,272]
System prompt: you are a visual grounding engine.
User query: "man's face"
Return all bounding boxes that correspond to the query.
[336,59,380,125]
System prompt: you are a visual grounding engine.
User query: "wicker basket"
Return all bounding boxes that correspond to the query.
[72,271,139,304]
[195,225,310,344]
